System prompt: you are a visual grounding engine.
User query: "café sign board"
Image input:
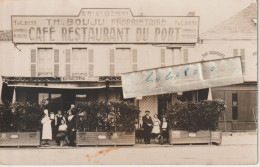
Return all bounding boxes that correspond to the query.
[122,57,244,99]
[11,8,199,44]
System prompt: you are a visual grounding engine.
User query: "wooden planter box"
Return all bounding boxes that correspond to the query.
[0,131,41,147]
[169,130,222,145]
[76,131,135,146]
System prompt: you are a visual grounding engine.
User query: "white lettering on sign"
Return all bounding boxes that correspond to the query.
[202,51,226,58]
[12,8,199,43]
[121,57,244,99]
[188,133,196,137]
[98,135,106,139]
[10,134,19,139]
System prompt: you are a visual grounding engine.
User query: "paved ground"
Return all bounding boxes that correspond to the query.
[0,133,258,165]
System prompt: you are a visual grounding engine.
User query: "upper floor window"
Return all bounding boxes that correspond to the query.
[37,48,53,77]
[115,48,132,75]
[164,48,183,66]
[72,48,88,77]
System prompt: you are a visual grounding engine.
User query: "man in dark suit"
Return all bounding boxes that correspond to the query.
[142,110,153,144]
[66,109,77,146]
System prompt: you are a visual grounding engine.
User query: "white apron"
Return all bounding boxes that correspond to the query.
[41,115,52,140]
[152,119,161,134]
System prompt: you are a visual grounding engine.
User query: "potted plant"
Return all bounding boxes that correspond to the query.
[166,100,225,145]
[0,101,43,147]
[75,101,140,146]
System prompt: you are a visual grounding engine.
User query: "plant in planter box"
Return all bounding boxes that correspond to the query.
[0,101,13,132]
[109,101,140,132]
[0,102,43,147]
[166,99,225,145]
[167,99,225,132]
[73,101,112,132]
[74,101,140,132]
[12,102,44,132]
[74,100,140,146]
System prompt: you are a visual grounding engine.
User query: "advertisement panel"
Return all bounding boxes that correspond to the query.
[12,8,199,43]
[122,57,244,99]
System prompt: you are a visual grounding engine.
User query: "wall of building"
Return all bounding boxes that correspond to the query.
[2,44,190,78]
[187,39,257,82]
[0,41,20,103]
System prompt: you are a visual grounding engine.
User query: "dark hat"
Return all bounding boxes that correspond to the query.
[145,110,150,113]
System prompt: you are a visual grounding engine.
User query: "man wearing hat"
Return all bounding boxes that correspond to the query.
[66,109,77,146]
[142,110,153,144]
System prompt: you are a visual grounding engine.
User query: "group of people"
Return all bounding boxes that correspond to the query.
[41,109,76,146]
[142,110,168,145]
[41,108,168,146]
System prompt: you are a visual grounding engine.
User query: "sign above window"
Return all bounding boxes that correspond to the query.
[11,8,199,44]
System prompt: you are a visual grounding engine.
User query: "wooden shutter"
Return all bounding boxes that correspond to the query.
[183,48,188,63]
[31,49,36,77]
[65,49,71,77]
[54,49,59,77]
[161,49,165,67]
[132,49,137,71]
[109,49,115,76]
[88,49,94,77]
[233,49,238,57]
[240,49,246,74]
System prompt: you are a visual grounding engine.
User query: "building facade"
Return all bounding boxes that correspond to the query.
[0,4,257,131]
[195,3,257,131]
[1,9,203,122]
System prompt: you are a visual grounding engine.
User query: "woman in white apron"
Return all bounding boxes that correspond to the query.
[41,109,52,145]
[151,114,161,142]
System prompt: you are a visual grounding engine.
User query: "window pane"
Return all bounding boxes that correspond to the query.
[37,48,53,77]
[72,48,88,76]
[174,49,181,65]
[115,48,131,75]
[232,93,238,103]
[38,93,49,105]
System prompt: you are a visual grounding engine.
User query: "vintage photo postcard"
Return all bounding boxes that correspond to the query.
[0,0,258,165]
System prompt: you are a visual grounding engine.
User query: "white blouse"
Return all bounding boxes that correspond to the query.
[58,124,67,131]
[162,122,168,129]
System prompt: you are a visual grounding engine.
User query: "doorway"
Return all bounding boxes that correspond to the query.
[158,94,172,119]
[62,91,76,112]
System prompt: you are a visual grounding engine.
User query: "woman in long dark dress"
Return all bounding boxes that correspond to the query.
[56,119,67,146]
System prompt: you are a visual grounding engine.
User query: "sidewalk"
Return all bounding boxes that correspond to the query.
[221,131,257,146]
[35,132,258,149]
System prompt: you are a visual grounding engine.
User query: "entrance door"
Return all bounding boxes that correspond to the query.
[48,94,62,114]
[62,92,76,112]
[158,94,172,119]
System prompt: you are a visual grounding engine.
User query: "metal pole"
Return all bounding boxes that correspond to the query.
[223,111,227,136]
[252,106,257,132]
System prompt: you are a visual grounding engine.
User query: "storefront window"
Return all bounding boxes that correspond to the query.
[38,93,49,105]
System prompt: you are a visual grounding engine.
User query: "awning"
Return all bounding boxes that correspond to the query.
[1,76,122,89]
